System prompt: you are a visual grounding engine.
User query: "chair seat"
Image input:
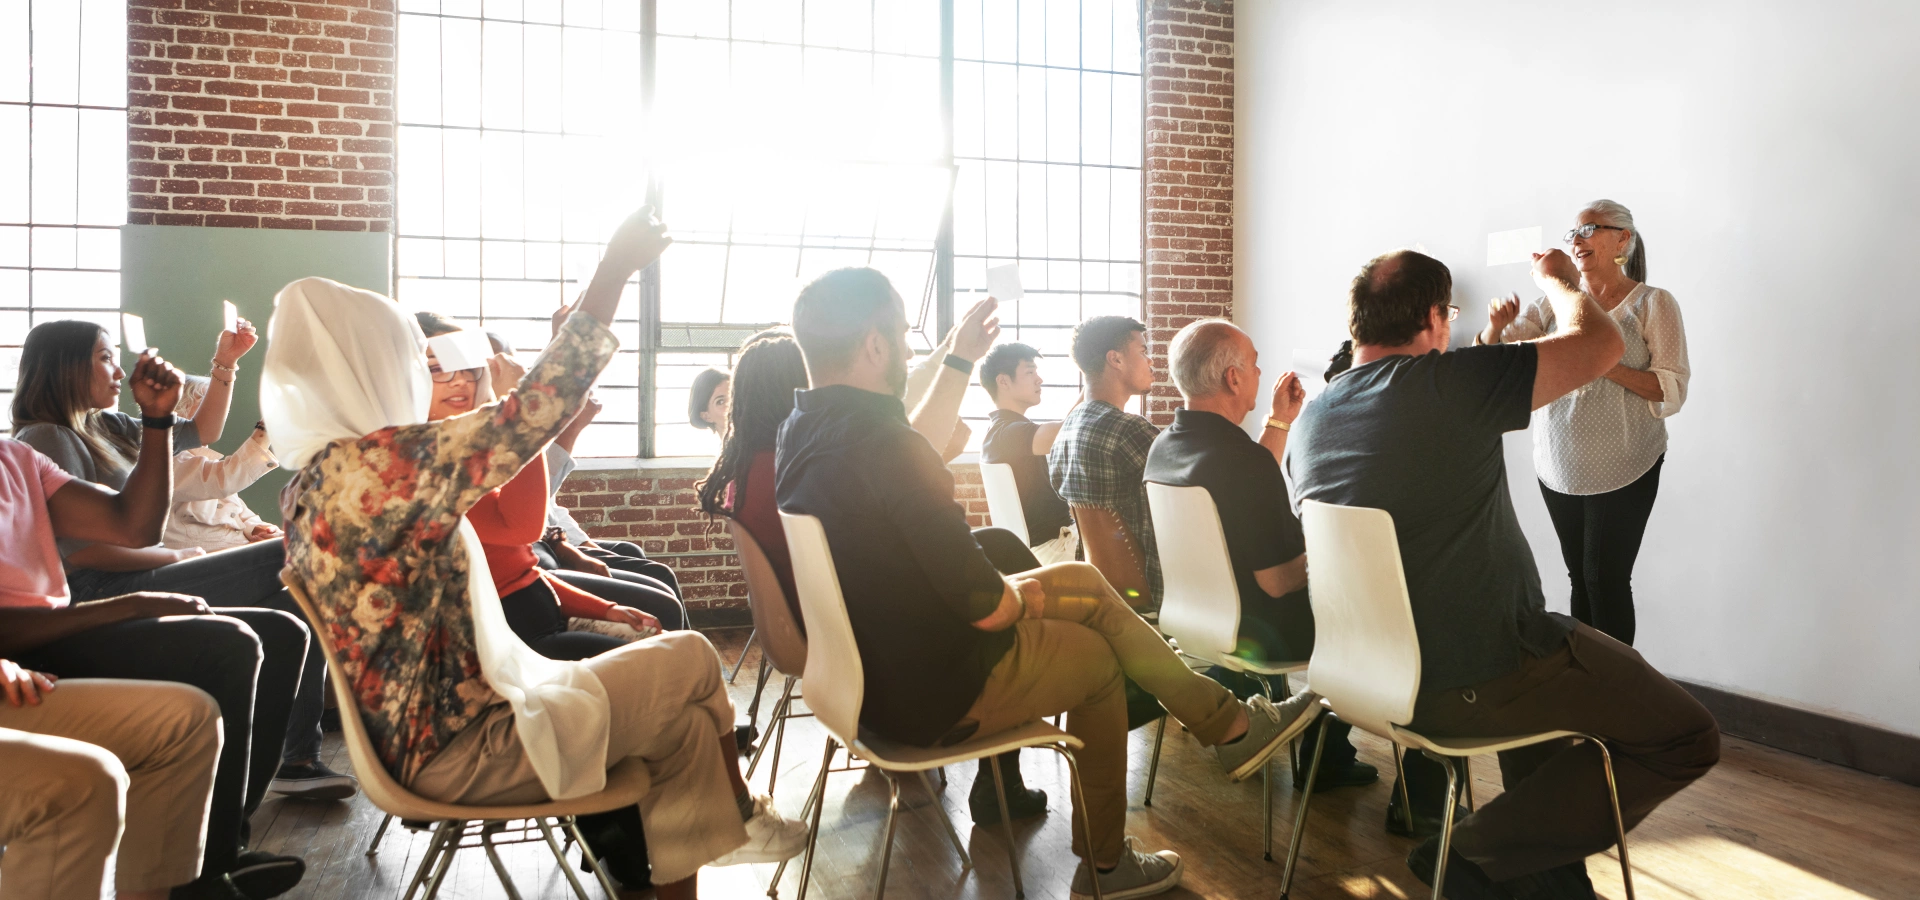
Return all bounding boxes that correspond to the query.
[851,720,1085,773]
[1390,726,1584,757]
[1177,644,1309,678]
[356,755,653,823]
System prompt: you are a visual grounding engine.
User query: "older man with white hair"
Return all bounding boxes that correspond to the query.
[1142,319,1376,792]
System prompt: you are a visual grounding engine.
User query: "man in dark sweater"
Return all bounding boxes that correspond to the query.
[775,267,1318,900]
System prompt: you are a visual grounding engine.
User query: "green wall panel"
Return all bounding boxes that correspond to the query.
[121,225,390,523]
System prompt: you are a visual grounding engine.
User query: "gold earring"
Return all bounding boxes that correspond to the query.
[1613,255,1628,266]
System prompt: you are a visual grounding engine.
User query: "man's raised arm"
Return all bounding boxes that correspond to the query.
[1526,249,1624,410]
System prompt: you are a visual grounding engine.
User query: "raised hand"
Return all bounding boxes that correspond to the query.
[1482,292,1522,345]
[128,351,185,418]
[214,317,259,368]
[1531,249,1581,294]
[1269,371,1306,426]
[600,207,673,277]
[948,295,1002,363]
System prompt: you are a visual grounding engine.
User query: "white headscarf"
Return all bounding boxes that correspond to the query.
[260,276,611,800]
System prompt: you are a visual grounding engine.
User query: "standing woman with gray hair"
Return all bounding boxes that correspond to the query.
[1477,199,1690,645]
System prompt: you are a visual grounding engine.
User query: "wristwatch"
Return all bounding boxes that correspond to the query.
[1265,417,1291,432]
[942,354,974,375]
[141,413,179,430]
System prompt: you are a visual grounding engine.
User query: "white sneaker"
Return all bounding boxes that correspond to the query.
[1070,837,1182,900]
[710,793,809,866]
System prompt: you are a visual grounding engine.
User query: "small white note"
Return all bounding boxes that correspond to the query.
[1487,226,1543,267]
[427,331,493,373]
[985,263,1025,302]
[1290,347,1331,401]
[222,300,239,333]
[121,313,148,355]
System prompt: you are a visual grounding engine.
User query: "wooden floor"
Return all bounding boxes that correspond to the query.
[251,627,1920,899]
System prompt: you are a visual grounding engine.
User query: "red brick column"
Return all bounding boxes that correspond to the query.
[1142,0,1233,425]
[127,0,395,231]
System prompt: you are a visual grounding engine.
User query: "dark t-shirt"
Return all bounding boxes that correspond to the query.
[1144,409,1315,661]
[1284,344,1573,691]
[776,385,1014,747]
[982,409,1073,546]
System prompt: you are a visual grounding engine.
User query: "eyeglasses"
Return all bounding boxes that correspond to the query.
[1563,223,1626,244]
[1447,305,1460,322]
[429,367,480,384]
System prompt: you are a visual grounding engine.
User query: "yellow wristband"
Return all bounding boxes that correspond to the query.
[1266,417,1291,432]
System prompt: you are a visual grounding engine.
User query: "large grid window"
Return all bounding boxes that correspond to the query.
[952,0,1142,445]
[0,0,127,413]
[396,0,1142,458]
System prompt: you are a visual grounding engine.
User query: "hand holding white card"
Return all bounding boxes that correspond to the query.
[427,331,493,373]
[1290,347,1330,400]
[122,313,148,355]
[222,300,239,333]
[985,263,1025,302]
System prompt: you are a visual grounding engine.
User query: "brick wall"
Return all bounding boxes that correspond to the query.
[127,0,396,231]
[555,462,990,624]
[1142,0,1234,425]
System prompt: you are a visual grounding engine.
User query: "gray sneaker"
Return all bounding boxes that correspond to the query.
[1214,692,1321,782]
[1070,837,1182,900]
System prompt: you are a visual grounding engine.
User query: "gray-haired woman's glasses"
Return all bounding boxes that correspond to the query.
[1563,223,1626,244]
[429,367,480,384]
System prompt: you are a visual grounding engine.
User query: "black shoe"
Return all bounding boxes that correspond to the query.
[268,761,358,801]
[969,756,1049,826]
[1294,760,1380,792]
[1407,837,1514,900]
[1500,861,1597,900]
[1386,797,1471,838]
[228,850,305,899]
[735,723,759,754]
[170,873,247,900]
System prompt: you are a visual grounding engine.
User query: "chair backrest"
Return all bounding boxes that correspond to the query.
[1297,500,1422,736]
[779,512,864,747]
[725,518,807,676]
[1145,482,1242,659]
[1071,503,1151,607]
[977,462,1030,546]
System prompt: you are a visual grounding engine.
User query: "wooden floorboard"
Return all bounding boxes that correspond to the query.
[250,626,1920,899]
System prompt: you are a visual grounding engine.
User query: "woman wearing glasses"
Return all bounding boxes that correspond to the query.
[1476,199,1690,645]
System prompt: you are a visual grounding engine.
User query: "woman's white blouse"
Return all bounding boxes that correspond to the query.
[1501,284,1690,495]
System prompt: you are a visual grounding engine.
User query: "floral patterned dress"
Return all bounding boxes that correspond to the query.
[280,314,616,783]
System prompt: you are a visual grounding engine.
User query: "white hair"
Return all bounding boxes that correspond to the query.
[1582,198,1638,256]
[1168,319,1252,399]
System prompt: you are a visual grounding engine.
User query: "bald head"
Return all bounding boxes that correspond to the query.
[1169,318,1255,400]
[1349,249,1452,348]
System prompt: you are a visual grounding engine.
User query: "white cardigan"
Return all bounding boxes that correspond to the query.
[1502,284,1691,495]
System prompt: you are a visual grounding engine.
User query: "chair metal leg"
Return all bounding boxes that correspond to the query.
[794,739,839,900]
[746,656,773,728]
[1431,760,1465,900]
[367,812,393,856]
[916,770,971,866]
[402,820,455,900]
[988,753,1028,900]
[1046,746,1103,900]
[1262,758,1274,861]
[566,817,624,900]
[767,690,793,797]
[872,773,906,900]
[480,821,525,900]
[1463,757,1476,811]
[537,818,595,900]
[728,629,758,683]
[1392,745,1416,833]
[748,677,796,780]
[1279,719,1331,898]
[1143,715,1168,807]
[418,820,462,900]
[1587,735,1637,900]
[770,739,834,898]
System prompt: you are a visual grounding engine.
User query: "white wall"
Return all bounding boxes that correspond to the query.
[1236,0,1920,736]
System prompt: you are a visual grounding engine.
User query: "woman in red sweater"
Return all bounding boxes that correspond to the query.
[695,330,807,622]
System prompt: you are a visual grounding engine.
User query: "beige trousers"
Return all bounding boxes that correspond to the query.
[409,631,748,885]
[0,679,222,898]
[951,561,1239,865]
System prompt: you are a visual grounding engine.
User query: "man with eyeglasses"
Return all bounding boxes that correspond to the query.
[1284,249,1720,899]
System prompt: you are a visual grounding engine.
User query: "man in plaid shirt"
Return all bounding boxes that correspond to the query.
[1049,316,1163,609]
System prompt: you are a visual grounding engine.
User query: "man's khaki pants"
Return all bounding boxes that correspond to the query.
[0,679,223,898]
[948,561,1240,866]
[409,631,749,885]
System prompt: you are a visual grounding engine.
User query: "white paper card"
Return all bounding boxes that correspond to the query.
[121,313,147,355]
[985,263,1025,301]
[222,300,239,333]
[428,331,494,373]
[1290,347,1330,400]
[1486,226,1542,267]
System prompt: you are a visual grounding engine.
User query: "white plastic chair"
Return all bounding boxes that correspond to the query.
[1144,481,1310,860]
[284,577,646,900]
[979,461,1031,546]
[1279,501,1635,900]
[779,511,1102,900]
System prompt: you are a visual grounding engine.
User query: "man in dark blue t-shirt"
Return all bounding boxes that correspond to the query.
[979,342,1079,563]
[1287,249,1719,899]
